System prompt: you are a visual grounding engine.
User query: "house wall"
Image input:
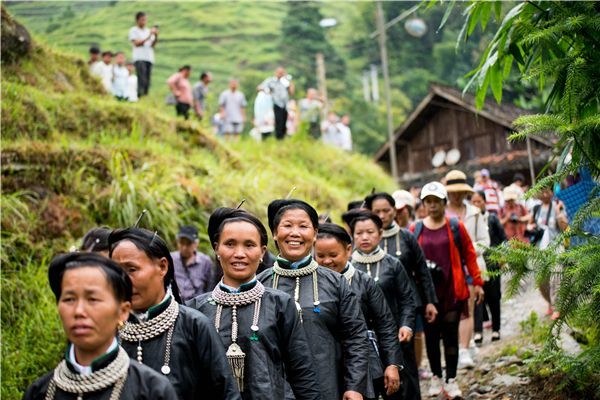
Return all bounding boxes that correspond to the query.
[396,105,528,175]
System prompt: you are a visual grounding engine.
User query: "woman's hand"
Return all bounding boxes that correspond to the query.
[398,327,413,342]
[384,365,401,395]
[343,390,363,400]
[425,303,438,323]
[474,285,485,305]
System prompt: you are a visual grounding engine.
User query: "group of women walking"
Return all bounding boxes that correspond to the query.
[25,177,490,400]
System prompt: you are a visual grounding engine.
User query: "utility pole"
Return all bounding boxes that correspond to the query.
[375,1,398,180]
[370,64,379,102]
[316,52,328,119]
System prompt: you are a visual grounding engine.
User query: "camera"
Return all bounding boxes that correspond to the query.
[510,213,519,223]
[280,74,292,88]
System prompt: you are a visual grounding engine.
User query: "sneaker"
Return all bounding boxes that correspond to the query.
[458,348,475,369]
[491,331,501,341]
[419,368,433,379]
[445,378,463,399]
[473,332,483,345]
[427,375,444,397]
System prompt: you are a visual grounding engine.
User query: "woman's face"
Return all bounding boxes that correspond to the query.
[111,241,167,312]
[353,219,382,253]
[315,237,352,273]
[471,193,486,212]
[371,198,396,229]
[215,221,266,287]
[448,191,468,207]
[58,267,130,362]
[424,196,446,219]
[274,208,317,261]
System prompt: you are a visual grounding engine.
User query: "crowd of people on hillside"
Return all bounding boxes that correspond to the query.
[86,11,352,150]
[23,164,570,400]
[88,11,157,102]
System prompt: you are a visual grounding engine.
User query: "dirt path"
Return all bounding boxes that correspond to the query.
[417,277,579,399]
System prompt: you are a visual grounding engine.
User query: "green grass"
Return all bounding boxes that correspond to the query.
[1,17,395,399]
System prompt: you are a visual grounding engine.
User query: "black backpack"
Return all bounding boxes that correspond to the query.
[413,218,463,283]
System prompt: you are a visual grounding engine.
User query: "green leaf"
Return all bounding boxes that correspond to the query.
[494,1,502,20]
[437,0,457,32]
[502,54,514,78]
[490,62,503,103]
[476,72,490,109]
[467,3,483,36]
[480,2,492,31]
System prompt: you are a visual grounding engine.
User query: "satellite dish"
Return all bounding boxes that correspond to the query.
[445,148,461,166]
[432,150,446,168]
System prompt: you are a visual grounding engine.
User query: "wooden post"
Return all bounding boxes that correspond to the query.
[316,52,328,120]
[526,136,536,184]
[376,1,398,180]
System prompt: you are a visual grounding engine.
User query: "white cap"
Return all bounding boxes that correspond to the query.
[420,181,447,200]
[392,190,416,209]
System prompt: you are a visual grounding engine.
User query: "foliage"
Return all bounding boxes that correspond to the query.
[0,23,396,398]
[280,1,345,90]
[444,0,600,394]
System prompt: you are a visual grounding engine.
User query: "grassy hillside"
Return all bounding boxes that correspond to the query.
[1,11,395,399]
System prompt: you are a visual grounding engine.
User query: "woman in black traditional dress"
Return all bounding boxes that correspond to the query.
[24,252,178,400]
[257,199,369,400]
[187,207,321,399]
[108,228,239,400]
[315,223,403,400]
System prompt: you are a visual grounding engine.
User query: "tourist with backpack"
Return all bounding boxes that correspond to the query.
[410,182,484,399]
[444,170,490,369]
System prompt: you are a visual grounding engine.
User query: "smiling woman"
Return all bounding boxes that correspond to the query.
[187,207,321,399]
[108,228,240,400]
[258,199,370,400]
[23,252,178,400]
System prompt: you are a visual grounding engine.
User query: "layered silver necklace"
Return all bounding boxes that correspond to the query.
[211,280,266,392]
[382,223,402,257]
[352,247,385,282]
[45,347,129,400]
[119,296,179,375]
[342,263,357,285]
[272,258,320,321]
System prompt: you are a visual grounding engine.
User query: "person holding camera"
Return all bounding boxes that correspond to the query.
[129,11,158,97]
[526,187,568,318]
[499,186,531,242]
[258,67,294,140]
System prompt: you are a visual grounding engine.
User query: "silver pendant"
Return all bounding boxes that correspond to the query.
[313,301,320,306]
[250,324,259,332]
[374,277,380,282]
[396,251,401,256]
[161,365,171,375]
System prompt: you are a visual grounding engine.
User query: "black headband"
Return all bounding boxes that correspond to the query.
[446,178,468,185]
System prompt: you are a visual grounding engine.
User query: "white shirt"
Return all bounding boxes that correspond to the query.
[127,75,138,102]
[128,26,155,63]
[336,122,353,151]
[112,65,129,98]
[68,337,118,375]
[219,89,247,123]
[91,61,113,92]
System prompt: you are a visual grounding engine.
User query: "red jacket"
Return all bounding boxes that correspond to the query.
[410,217,483,302]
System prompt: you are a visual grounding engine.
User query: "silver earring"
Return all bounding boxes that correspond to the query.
[259,258,264,263]
[216,255,221,260]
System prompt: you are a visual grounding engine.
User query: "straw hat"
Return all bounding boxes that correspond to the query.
[444,170,474,193]
[503,185,520,201]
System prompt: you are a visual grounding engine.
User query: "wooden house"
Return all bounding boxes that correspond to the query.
[374,84,553,187]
